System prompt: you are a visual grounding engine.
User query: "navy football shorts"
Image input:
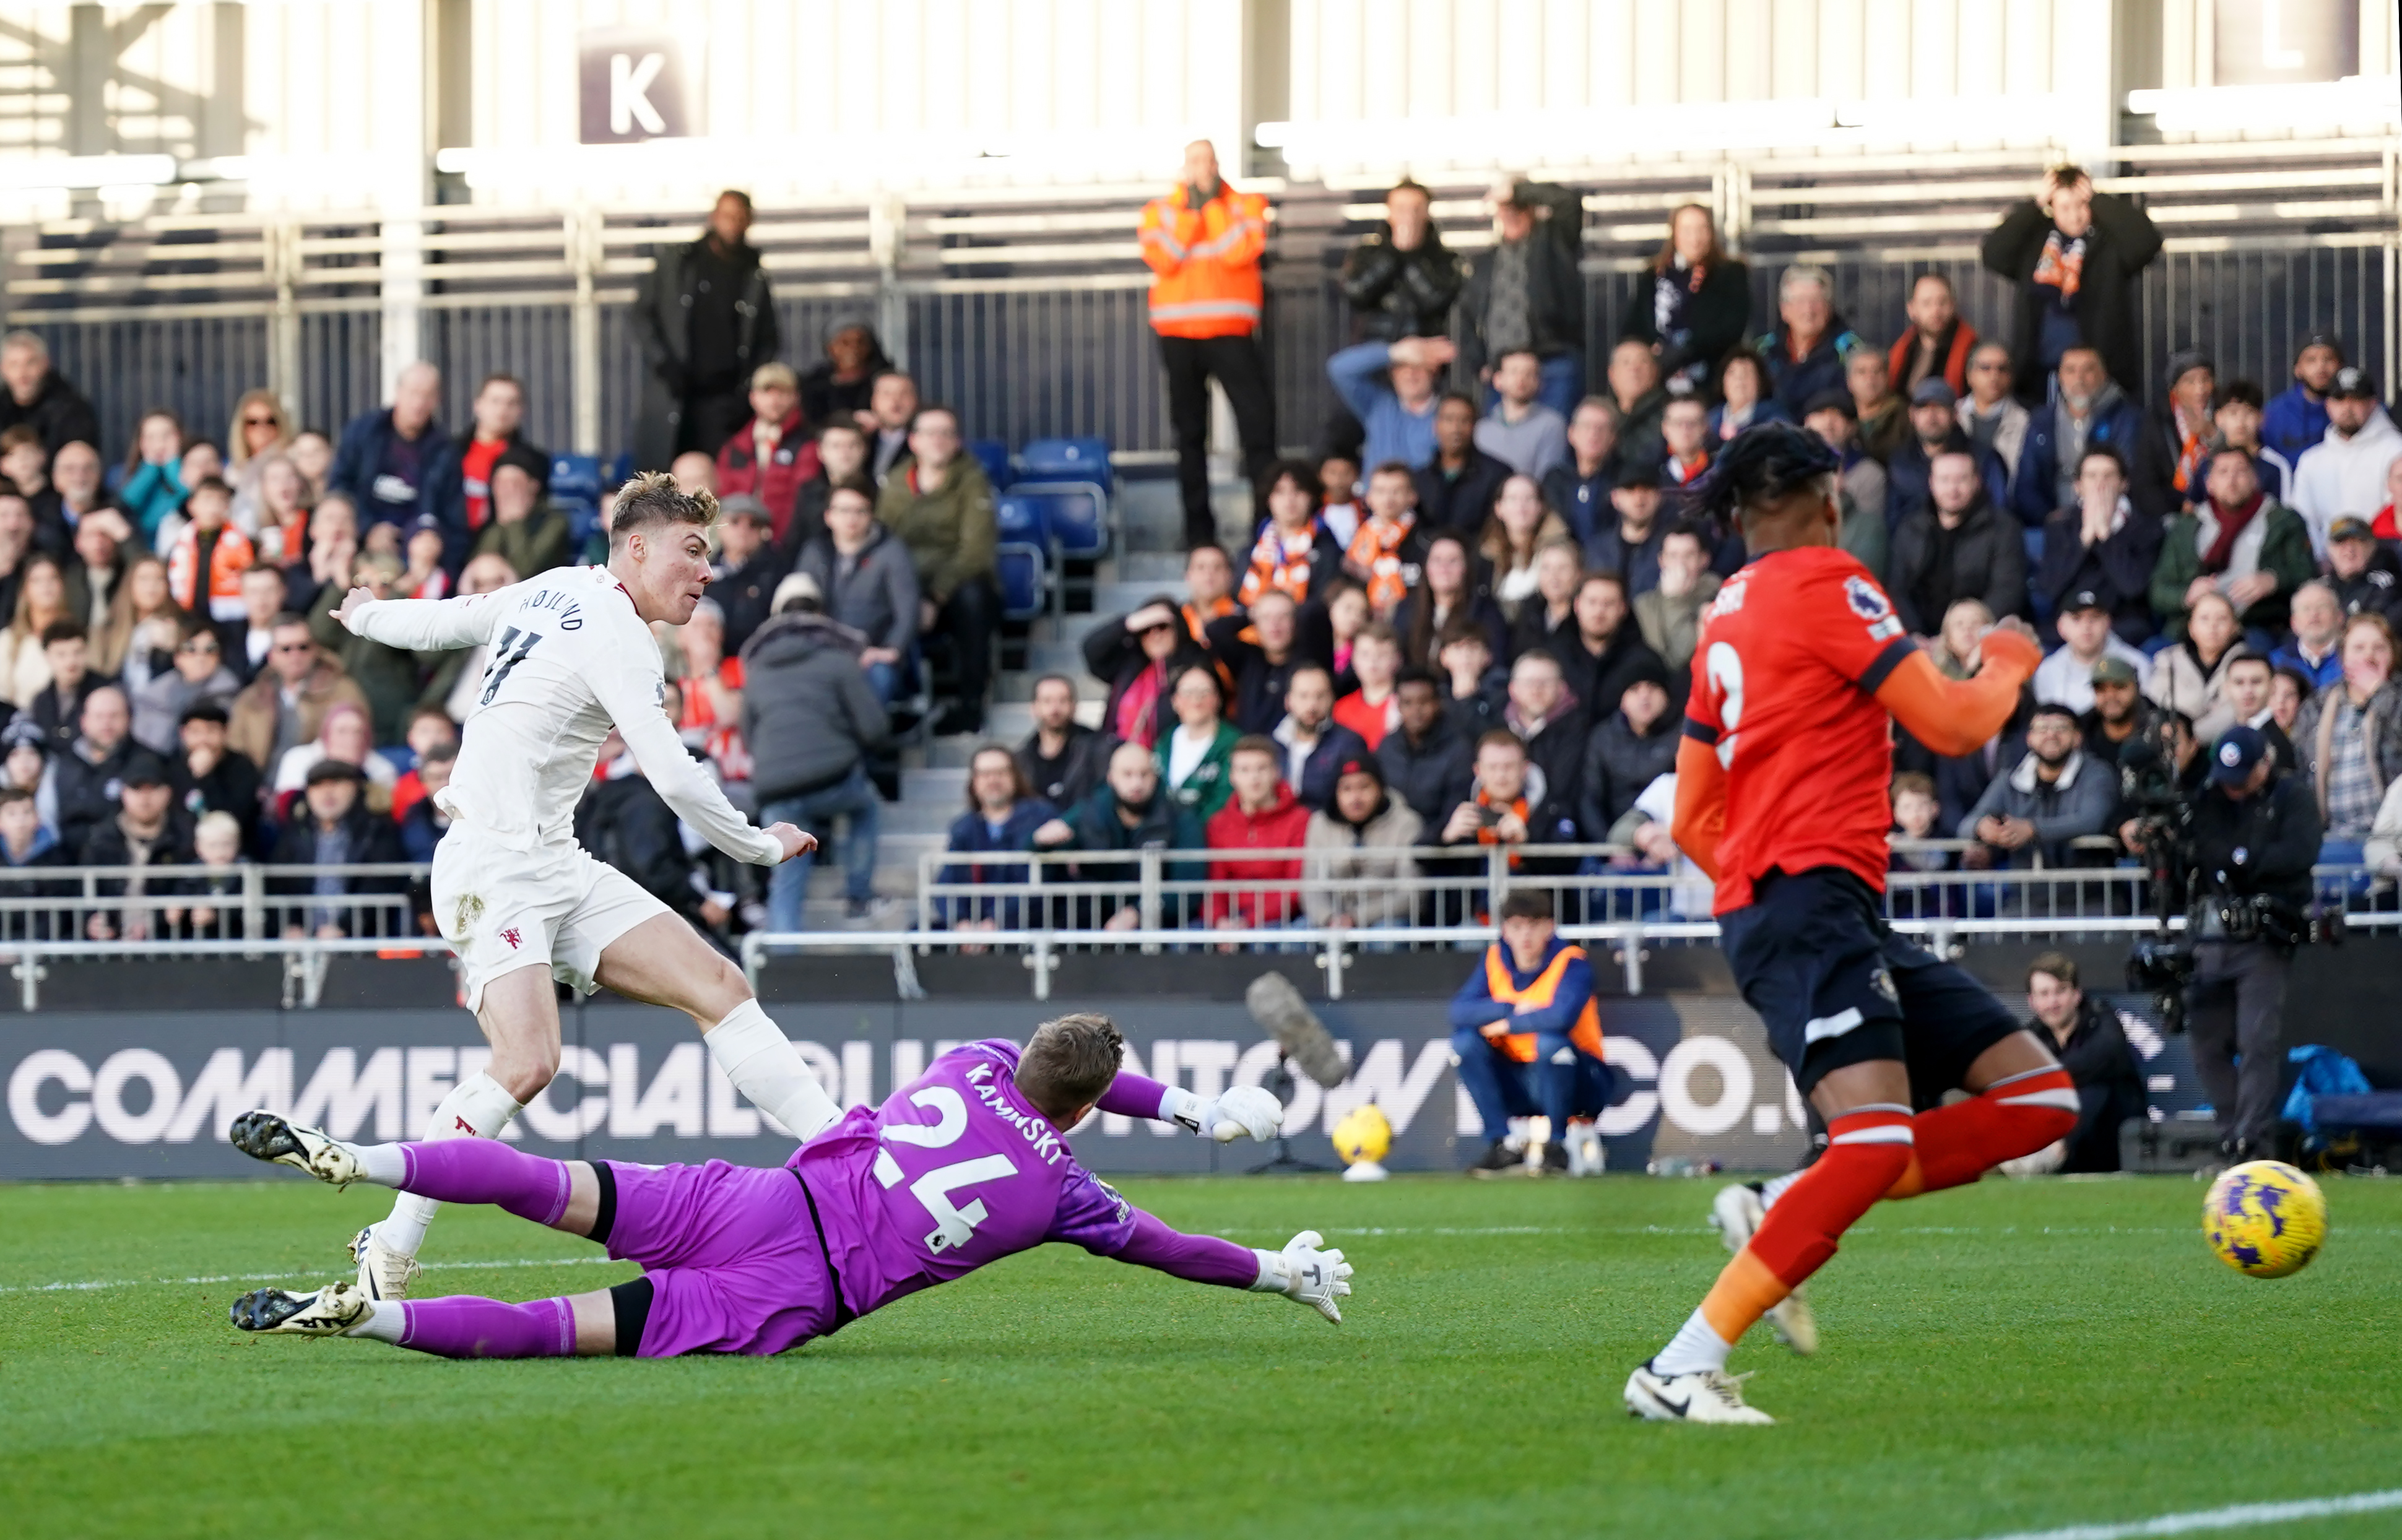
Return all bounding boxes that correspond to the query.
[1717,866,2023,1102]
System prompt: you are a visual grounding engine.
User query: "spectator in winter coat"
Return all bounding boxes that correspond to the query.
[1605,340,1670,474]
[2079,657,2161,773]
[82,753,196,942]
[1849,345,1908,464]
[168,700,262,857]
[1475,351,1569,478]
[1377,668,1475,828]
[2037,446,2162,647]
[2023,953,2148,1174]
[417,373,539,574]
[1756,266,1859,422]
[0,332,98,458]
[168,478,254,623]
[2015,347,2149,522]
[1271,665,1369,815]
[1339,464,1427,621]
[2290,367,2402,560]
[1415,394,1513,536]
[1237,459,1344,609]
[1203,737,1312,929]
[1889,451,2028,635]
[704,495,791,658]
[1030,740,1205,929]
[1582,461,1668,599]
[1156,664,1241,821]
[1889,272,1977,398]
[877,405,998,734]
[1303,754,1423,931]
[1541,398,1621,547]
[468,448,571,584]
[1459,178,1587,415]
[1207,589,1332,736]
[329,361,448,534]
[1802,391,1892,579]
[2149,446,2315,642]
[1980,165,2163,404]
[1438,727,1576,869]
[740,581,893,928]
[794,478,916,701]
[631,191,779,469]
[1394,532,1506,670]
[1957,342,2032,507]
[1086,595,1212,751]
[2261,332,2344,467]
[799,322,893,431]
[2292,612,2402,852]
[2203,379,2293,508]
[2034,590,2152,716]
[1888,380,2010,527]
[1015,673,1112,813]
[1578,655,1678,839]
[266,759,407,938]
[2145,592,2250,745]
[1958,704,2117,870]
[938,745,1057,933]
[1618,204,1751,397]
[1488,652,1586,848]
[1706,350,1792,444]
[1326,335,1451,474]
[1339,179,1464,344]
[132,615,240,755]
[2270,581,2346,692]
[1632,524,1720,685]
[1559,573,1662,725]
[714,361,822,552]
[2325,517,2402,626]
[44,683,132,859]
[787,421,869,561]
[2136,350,2220,522]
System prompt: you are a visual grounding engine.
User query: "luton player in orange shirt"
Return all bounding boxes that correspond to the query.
[1622,425,2079,1425]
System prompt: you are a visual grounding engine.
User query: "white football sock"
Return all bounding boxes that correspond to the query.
[374,1071,524,1259]
[344,1297,406,1343]
[1652,1306,1736,1377]
[349,1142,408,1187]
[1761,1169,1806,1209]
[705,998,841,1141]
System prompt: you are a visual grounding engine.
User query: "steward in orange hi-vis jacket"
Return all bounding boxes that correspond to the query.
[1446,888,1613,1174]
[1141,140,1279,550]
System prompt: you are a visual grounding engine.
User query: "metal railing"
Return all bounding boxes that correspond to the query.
[0,861,428,949]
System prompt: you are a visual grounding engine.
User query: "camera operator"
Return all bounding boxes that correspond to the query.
[2183,724,2320,1160]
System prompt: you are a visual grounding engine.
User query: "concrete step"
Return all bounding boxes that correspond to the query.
[922,698,1103,763]
[995,659,1107,700]
[1114,550,1188,582]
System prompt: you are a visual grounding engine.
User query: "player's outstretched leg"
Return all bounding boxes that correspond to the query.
[231,1109,581,1225]
[230,1283,594,1358]
[1707,1180,1816,1356]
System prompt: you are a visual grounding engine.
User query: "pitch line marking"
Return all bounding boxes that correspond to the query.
[0,1253,625,1296]
[1959,1487,2402,1540]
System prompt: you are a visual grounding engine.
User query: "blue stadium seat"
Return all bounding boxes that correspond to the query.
[967,438,1013,490]
[550,454,604,552]
[995,493,1050,546]
[994,543,1049,622]
[1010,488,1106,560]
[605,451,636,487]
[1018,437,1112,494]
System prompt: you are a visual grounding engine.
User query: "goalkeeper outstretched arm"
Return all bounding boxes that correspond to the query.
[1094,1068,1283,1143]
[1106,1217,1353,1323]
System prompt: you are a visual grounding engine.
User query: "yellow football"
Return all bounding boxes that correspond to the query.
[2203,1160,2326,1279]
[1331,1103,1392,1167]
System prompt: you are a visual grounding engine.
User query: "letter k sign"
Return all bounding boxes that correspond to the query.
[610,52,667,136]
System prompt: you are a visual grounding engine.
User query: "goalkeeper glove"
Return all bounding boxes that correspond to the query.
[1164,1084,1285,1143]
[1249,1230,1351,1323]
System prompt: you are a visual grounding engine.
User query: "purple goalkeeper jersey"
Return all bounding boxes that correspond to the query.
[787,1039,1141,1320]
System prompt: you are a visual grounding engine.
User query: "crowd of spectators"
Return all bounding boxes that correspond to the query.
[15,159,2402,948]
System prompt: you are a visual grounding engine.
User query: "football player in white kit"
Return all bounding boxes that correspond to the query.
[326,472,844,1299]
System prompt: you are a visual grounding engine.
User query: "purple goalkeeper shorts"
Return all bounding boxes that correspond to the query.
[597,1159,841,1358]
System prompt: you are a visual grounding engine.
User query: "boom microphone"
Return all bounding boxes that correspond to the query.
[1244,972,1350,1090]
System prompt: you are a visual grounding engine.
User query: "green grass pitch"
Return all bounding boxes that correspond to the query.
[4,1173,2398,1539]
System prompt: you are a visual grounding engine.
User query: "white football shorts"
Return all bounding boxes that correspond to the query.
[431,826,672,1013]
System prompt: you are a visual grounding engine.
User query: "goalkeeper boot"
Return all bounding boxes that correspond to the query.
[351,1224,422,1302]
[1624,1360,1775,1425]
[230,1281,372,1338]
[227,1110,367,1188]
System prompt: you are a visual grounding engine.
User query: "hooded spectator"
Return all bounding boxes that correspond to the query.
[306,552,419,743]
[2290,366,2402,560]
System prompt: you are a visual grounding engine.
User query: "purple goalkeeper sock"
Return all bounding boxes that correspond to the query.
[398,1138,572,1227]
[397,1296,576,1359]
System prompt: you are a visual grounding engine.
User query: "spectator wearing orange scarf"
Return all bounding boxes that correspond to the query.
[1238,459,1341,607]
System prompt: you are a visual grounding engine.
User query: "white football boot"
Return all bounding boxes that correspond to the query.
[227,1109,367,1188]
[229,1280,372,1338]
[1624,1361,1775,1425]
[1707,1182,1817,1356]
[350,1225,422,1302]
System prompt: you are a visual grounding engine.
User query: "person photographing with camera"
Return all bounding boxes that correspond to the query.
[2183,724,2320,1162]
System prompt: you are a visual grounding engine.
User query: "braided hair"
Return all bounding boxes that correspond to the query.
[1692,421,1842,527]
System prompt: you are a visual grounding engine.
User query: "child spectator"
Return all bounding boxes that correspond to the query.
[1889,771,1953,872]
[171,808,249,939]
[1342,461,1426,618]
[1317,450,1364,549]
[1204,735,1311,930]
[119,409,189,545]
[1238,459,1340,607]
[1333,622,1403,750]
[167,477,254,622]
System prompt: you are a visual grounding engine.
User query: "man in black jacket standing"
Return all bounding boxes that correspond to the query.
[0,331,100,456]
[1341,179,1462,344]
[1459,179,1587,417]
[633,191,780,470]
[2182,724,2320,1159]
[1980,166,2163,407]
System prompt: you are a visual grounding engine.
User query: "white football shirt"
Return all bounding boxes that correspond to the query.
[343,565,781,863]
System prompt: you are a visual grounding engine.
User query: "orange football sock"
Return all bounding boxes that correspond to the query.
[1884,1066,2079,1199]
